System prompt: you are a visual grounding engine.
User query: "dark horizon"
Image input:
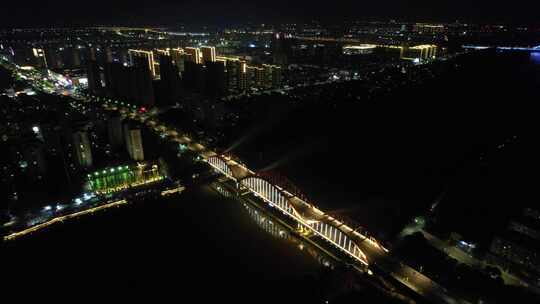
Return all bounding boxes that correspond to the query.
[2,0,540,28]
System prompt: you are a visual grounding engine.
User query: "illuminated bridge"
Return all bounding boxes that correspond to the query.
[205,154,390,266]
[201,153,470,303]
[117,113,384,266]
[92,97,472,303]
[122,111,386,265]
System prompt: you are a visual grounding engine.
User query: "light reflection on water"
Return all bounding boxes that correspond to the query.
[241,201,335,268]
[531,52,540,65]
[212,182,335,268]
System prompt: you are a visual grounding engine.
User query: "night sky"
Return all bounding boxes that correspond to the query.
[1,0,539,28]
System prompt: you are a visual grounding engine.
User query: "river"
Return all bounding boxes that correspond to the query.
[3,184,348,302]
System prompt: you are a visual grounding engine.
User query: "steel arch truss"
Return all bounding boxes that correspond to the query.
[308,221,368,264]
[240,176,299,218]
[207,156,235,180]
[240,175,368,266]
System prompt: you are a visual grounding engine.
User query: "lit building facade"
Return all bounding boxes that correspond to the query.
[402,45,438,61]
[32,48,48,68]
[225,58,247,92]
[128,49,156,78]
[184,47,201,64]
[413,23,445,34]
[263,64,282,89]
[342,44,378,55]
[150,47,284,94]
[86,162,163,194]
[201,46,216,64]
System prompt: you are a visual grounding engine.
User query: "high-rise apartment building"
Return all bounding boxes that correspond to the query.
[132,55,156,106]
[205,61,226,96]
[124,125,144,161]
[247,66,264,88]
[413,23,445,34]
[129,49,156,78]
[183,61,205,92]
[32,48,47,68]
[201,46,216,64]
[184,47,201,64]
[263,64,282,88]
[170,48,185,73]
[272,32,294,66]
[87,60,102,95]
[107,113,123,150]
[157,52,181,104]
[72,130,93,168]
[225,58,247,92]
[402,45,438,61]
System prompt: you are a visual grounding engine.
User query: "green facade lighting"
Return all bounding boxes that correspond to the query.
[86,163,163,194]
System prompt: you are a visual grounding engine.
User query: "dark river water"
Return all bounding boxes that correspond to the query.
[3,185,341,302]
[232,50,539,241]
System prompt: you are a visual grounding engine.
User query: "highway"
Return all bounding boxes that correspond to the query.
[420,230,526,288]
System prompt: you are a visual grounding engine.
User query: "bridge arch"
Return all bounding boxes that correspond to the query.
[239,175,368,265]
[206,155,369,266]
[239,175,300,218]
[308,221,368,264]
[207,156,235,179]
